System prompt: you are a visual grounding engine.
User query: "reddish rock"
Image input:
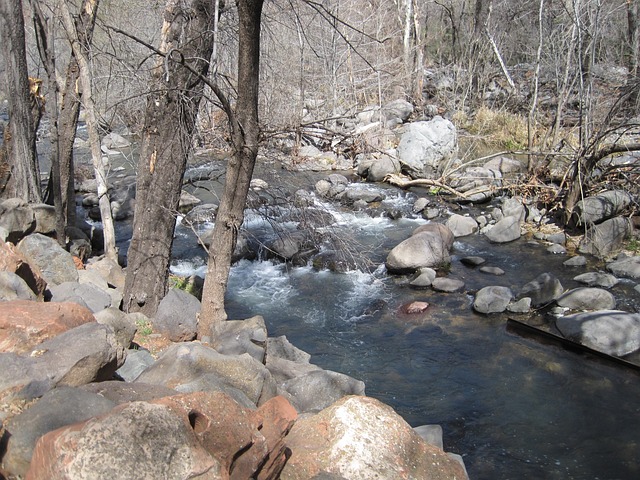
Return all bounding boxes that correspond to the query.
[281,395,468,480]
[0,241,47,297]
[0,300,96,354]
[403,301,430,314]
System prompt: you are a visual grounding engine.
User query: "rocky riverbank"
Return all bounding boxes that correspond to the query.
[0,200,467,479]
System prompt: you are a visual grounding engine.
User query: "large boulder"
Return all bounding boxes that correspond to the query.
[571,190,633,227]
[607,255,640,279]
[485,215,521,243]
[556,287,616,311]
[473,286,514,314]
[449,167,502,203]
[0,198,36,243]
[153,288,201,342]
[0,270,36,301]
[47,281,113,313]
[281,370,365,414]
[555,310,640,356]
[397,117,457,179]
[281,395,467,479]
[17,233,79,286]
[518,273,564,307]
[386,224,454,273]
[0,240,47,297]
[135,342,277,407]
[211,315,268,363]
[579,217,633,258]
[357,152,401,182]
[0,300,96,354]
[445,214,478,237]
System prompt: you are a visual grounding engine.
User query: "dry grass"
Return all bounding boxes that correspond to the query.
[455,106,535,151]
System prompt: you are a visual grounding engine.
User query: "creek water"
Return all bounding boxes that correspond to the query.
[106,153,640,479]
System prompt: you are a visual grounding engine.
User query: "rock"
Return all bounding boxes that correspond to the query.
[607,255,640,279]
[501,197,526,223]
[485,215,521,243]
[27,399,223,479]
[412,197,429,213]
[85,256,126,290]
[315,174,349,199]
[556,310,640,356]
[0,322,125,403]
[94,308,137,350]
[413,424,443,449]
[281,370,365,414]
[135,342,277,407]
[47,281,113,312]
[556,287,616,311]
[115,348,155,382]
[182,203,218,225]
[268,231,307,260]
[460,256,486,267]
[267,335,311,364]
[519,273,563,307]
[445,214,478,237]
[431,277,465,293]
[101,132,131,151]
[483,155,524,174]
[178,190,201,212]
[386,225,454,274]
[357,153,400,182]
[0,270,36,301]
[571,190,633,227]
[153,288,200,342]
[449,167,502,203]
[2,386,117,477]
[281,395,467,480]
[0,198,36,243]
[579,217,632,258]
[344,185,385,204]
[0,240,47,297]
[473,286,514,313]
[547,244,567,254]
[381,99,414,124]
[410,268,437,288]
[17,233,79,286]
[573,272,619,289]
[80,381,177,405]
[564,255,587,267]
[546,232,567,245]
[31,204,57,235]
[288,148,352,172]
[0,300,95,354]
[507,297,531,313]
[479,266,505,275]
[211,315,268,363]
[397,117,457,179]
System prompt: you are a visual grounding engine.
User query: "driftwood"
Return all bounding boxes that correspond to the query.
[383,173,468,197]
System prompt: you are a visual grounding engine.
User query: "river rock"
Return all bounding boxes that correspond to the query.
[115,348,155,382]
[135,342,277,407]
[445,214,478,237]
[485,215,521,243]
[413,424,444,449]
[0,322,125,403]
[573,272,619,289]
[501,197,526,223]
[461,256,486,267]
[518,273,563,307]
[432,277,465,293]
[479,266,505,275]
[507,297,532,313]
[80,381,177,404]
[0,300,95,354]
[386,225,454,273]
[555,310,640,356]
[267,335,311,364]
[182,203,218,225]
[357,152,400,182]
[2,386,117,477]
[0,198,36,243]
[31,204,57,236]
[85,256,126,290]
[94,307,137,351]
[0,270,36,301]
[410,267,437,288]
[47,281,113,313]
[101,132,131,151]
[547,244,567,254]
[578,217,632,257]
[564,255,587,267]
[571,190,633,227]
[211,315,268,363]
[153,288,200,342]
[0,240,47,297]
[281,370,365,414]
[17,233,79,286]
[280,395,467,479]
[556,287,616,311]
[473,286,514,313]
[315,173,349,199]
[607,255,640,279]
[397,116,457,179]
[449,167,502,203]
[483,155,524,174]
[27,399,223,479]
[345,184,385,204]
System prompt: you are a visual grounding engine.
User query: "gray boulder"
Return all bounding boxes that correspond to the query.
[357,153,401,182]
[449,167,502,203]
[556,310,640,356]
[344,184,385,204]
[281,370,365,414]
[571,190,633,227]
[267,335,311,363]
[386,225,454,273]
[315,173,349,199]
[501,197,527,223]
[473,286,514,314]
[153,288,200,342]
[0,270,36,301]
[115,348,156,382]
[135,342,277,406]
[519,273,564,307]
[485,215,522,243]
[0,198,36,243]
[579,217,633,257]
[410,267,437,288]
[381,99,414,125]
[607,255,640,279]
[211,315,268,363]
[556,287,616,311]
[397,117,457,178]
[445,214,478,237]
[483,156,524,174]
[507,297,532,313]
[573,272,619,289]
[182,203,218,225]
[31,204,57,235]
[2,386,117,477]
[431,277,465,293]
[47,281,113,313]
[17,233,79,286]
[564,255,587,267]
[94,307,137,350]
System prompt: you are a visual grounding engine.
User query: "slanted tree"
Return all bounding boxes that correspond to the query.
[123,0,216,316]
[198,0,264,341]
[0,0,42,202]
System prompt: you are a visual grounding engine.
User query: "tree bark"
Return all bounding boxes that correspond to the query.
[123,0,216,316]
[198,0,264,341]
[0,0,42,202]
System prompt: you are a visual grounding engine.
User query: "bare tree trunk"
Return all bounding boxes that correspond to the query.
[58,0,117,261]
[199,0,264,341]
[123,0,216,316]
[0,0,42,202]
[627,0,639,107]
[528,0,544,171]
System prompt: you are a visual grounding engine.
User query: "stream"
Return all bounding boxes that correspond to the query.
[102,150,640,479]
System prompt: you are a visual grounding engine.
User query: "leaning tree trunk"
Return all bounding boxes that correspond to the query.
[123,0,216,317]
[0,0,42,202]
[198,0,264,341]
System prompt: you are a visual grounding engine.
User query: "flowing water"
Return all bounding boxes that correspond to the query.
[107,153,640,479]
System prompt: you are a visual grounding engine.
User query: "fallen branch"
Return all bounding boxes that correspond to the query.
[383,173,468,198]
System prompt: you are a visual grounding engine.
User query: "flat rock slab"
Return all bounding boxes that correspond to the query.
[556,287,616,311]
[556,310,640,356]
[607,256,640,279]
